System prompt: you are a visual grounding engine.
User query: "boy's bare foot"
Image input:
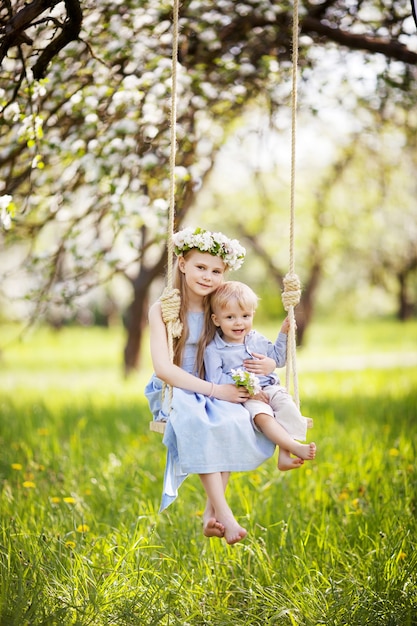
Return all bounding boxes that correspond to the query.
[291,441,316,461]
[203,517,225,539]
[278,448,305,471]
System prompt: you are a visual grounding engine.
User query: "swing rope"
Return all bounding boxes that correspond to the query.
[149,0,181,434]
[160,0,182,350]
[281,0,302,409]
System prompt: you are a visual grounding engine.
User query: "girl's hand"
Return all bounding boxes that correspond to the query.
[243,354,276,376]
[214,383,250,403]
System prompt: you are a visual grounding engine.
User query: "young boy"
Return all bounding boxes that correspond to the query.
[204,281,316,470]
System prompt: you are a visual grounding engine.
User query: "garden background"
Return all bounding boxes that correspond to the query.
[1,318,416,625]
[1,2,417,623]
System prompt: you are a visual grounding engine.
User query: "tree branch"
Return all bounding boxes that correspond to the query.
[0,0,82,78]
[0,0,59,65]
[301,15,417,65]
[32,0,82,79]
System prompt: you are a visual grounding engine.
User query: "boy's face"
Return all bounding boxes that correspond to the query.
[211,300,254,344]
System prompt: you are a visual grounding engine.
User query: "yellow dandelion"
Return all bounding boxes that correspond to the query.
[397,551,407,561]
[338,491,349,501]
[76,524,90,533]
[22,481,36,489]
[352,498,360,508]
[83,489,92,496]
[63,497,76,504]
[51,497,61,504]
[65,541,76,549]
[11,463,23,471]
[389,448,399,457]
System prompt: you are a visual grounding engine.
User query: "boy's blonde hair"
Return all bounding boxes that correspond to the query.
[210,281,258,314]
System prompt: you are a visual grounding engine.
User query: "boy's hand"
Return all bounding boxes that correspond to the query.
[280,316,295,334]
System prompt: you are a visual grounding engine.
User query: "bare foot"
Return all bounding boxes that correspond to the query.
[290,441,316,461]
[219,514,247,545]
[306,417,314,429]
[203,517,225,539]
[224,523,247,545]
[278,448,305,471]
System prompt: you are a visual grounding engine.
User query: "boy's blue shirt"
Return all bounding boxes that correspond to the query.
[204,329,287,386]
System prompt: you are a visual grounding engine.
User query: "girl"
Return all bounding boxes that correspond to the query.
[145,227,276,544]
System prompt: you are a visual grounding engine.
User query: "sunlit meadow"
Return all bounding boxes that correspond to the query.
[0,319,416,625]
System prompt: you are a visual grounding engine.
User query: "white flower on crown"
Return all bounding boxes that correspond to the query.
[172,227,245,271]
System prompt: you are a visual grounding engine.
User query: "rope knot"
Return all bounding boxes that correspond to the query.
[282,272,301,311]
[160,287,183,338]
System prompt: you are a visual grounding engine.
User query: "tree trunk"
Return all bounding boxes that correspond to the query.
[295,260,322,346]
[123,253,167,376]
[397,270,414,321]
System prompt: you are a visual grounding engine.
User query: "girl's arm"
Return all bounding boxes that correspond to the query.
[244,353,277,375]
[149,302,249,403]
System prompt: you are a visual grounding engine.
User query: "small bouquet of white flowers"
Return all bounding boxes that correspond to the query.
[230,368,261,396]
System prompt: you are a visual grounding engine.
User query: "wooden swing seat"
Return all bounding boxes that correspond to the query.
[149,420,166,434]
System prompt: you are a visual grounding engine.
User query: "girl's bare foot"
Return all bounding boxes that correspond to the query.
[220,514,247,545]
[203,517,225,539]
[278,448,305,471]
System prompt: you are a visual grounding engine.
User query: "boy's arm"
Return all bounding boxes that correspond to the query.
[251,330,287,368]
[271,315,291,367]
[272,333,287,367]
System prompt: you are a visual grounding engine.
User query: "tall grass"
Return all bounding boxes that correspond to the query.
[0,320,416,625]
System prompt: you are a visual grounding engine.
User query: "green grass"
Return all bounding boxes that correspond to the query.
[0,319,416,625]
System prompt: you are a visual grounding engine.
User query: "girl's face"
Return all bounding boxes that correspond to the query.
[211,300,254,344]
[178,250,226,297]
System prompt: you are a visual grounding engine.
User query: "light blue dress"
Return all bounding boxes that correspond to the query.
[145,312,276,510]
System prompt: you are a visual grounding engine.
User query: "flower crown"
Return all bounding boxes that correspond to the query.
[172,227,246,271]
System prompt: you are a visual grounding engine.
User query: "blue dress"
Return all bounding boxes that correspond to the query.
[145,312,276,510]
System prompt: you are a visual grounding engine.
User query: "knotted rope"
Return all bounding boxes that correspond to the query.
[160,287,183,340]
[281,0,302,408]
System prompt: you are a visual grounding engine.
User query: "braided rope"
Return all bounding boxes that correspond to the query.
[282,0,301,408]
[162,0,181,354]
[158,0,181,416]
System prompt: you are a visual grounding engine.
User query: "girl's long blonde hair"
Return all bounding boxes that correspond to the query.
[171,254,221,379]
